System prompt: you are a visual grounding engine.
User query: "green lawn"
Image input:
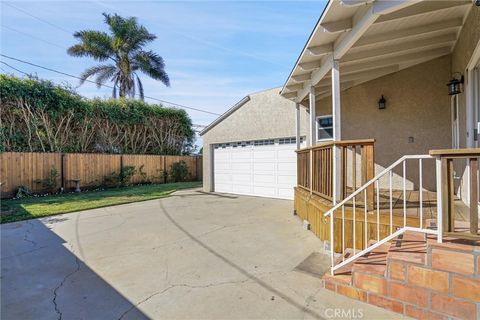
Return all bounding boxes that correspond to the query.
[1,182,201,223]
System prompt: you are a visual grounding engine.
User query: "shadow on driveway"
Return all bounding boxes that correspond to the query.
[1,219,150,320]
[158,200,325,320]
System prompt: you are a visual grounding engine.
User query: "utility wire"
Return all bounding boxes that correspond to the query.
[1,60,209,128]
[0,54,221,116]
[3,2,72,34]
[2,5,221,117]
[1,25,65,50]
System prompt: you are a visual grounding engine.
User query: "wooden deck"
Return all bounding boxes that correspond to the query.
[294,187,476,252]
[345,188,471,223]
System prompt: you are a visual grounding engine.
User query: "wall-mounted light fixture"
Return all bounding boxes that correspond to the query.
[447,72,464,96]
[378,95,386,109]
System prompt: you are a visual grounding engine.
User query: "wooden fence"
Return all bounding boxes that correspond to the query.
[0,152,202,198]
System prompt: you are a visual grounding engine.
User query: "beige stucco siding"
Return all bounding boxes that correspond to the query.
[452,6,480,75]
[201,87,310,192]
[315,56,452,189]
[450,5,480,201]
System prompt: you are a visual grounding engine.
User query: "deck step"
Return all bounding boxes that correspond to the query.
[353,241,391,276]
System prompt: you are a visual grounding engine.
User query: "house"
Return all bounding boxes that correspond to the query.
[200,87,309,200]
[280,0,480,319]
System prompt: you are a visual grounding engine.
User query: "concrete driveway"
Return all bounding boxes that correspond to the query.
[1,189,405,320]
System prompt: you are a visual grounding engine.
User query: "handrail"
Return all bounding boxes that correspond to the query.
[331,226,438,274]
[324,153,437,275]
[429,148,480,157]
[324,154,433,217]
[295,139,375,153]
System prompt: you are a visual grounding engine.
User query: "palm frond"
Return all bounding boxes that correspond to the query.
[79,65,116,86]
[94,65,117,88]
[136,74,144,100]
[72,13,169,98]
[67,30,114,61]
[132,51,170,87]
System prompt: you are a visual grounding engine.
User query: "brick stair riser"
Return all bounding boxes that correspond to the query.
[323,231,480,320]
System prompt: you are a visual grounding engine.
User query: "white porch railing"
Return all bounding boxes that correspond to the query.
[323,154,442,275]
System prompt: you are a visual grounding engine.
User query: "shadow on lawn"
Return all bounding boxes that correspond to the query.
[1,219,150,319]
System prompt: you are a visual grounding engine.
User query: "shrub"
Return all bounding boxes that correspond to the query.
[104,165,137,187]
[170,161,189,182]
[35,166,59,192]
[0,75,195,155]
[15,185,31,198]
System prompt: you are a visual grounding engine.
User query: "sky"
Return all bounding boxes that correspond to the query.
[0,0,327,148]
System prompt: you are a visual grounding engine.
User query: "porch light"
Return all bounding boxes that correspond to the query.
[378,95,386,109]
[447,73,464,96]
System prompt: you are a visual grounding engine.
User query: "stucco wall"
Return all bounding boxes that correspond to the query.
[201,87,310,192]
[316,56,452,190]
[452,5,480,75]
[450,5,480,201]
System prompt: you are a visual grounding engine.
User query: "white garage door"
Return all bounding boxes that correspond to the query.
[213,138,301,200]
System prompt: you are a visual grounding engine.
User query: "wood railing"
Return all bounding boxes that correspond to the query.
[430,148,480,240]
[296,139,375,202]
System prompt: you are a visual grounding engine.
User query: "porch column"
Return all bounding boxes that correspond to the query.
[332,59,342,204]
[295,103,301,150]
[309,87,316,147]
[308,87,316,196]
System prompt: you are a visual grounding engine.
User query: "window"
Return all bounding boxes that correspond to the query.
[317,116,333,141]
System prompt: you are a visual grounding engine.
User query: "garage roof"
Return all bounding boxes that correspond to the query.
[280,0,472,104]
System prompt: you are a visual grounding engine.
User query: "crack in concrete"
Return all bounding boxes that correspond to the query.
[23,220,36,247]
[52,248,81,320]
[118,285,175,320]
[302,287,324,320]
[117,277,255,320]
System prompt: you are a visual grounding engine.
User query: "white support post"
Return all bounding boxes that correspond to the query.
[435,158,443,243]
[332,59,342,204]
[308,89,315,195]
[309,87,316,147]
[466,69,475,148]
[295,103,301,150]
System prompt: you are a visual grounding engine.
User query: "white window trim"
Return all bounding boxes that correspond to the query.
[316,115,334,142]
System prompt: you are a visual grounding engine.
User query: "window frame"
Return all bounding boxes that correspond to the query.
[316,115,334,142]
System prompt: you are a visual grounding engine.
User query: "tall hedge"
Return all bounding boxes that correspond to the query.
[0,75,195,155]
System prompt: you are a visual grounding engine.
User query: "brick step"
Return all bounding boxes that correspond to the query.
[387,231,427,265]
[353,241,391,276]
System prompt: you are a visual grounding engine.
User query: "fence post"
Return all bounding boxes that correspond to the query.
[61,153,65,192]
[195,156,199,181]
[163,156,167,183]
[120,154,124,181]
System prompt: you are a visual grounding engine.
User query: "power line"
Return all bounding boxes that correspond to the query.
[1,61,209,128]
[3,2,72,34]
[0,54,221,116]
[2,5,221,117]
[1,61,32,76]
[1,25,65,50]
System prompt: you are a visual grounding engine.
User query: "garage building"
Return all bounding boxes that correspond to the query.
[200,87,310,200]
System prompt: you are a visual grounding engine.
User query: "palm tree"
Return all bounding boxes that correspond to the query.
[67,13,169,99]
